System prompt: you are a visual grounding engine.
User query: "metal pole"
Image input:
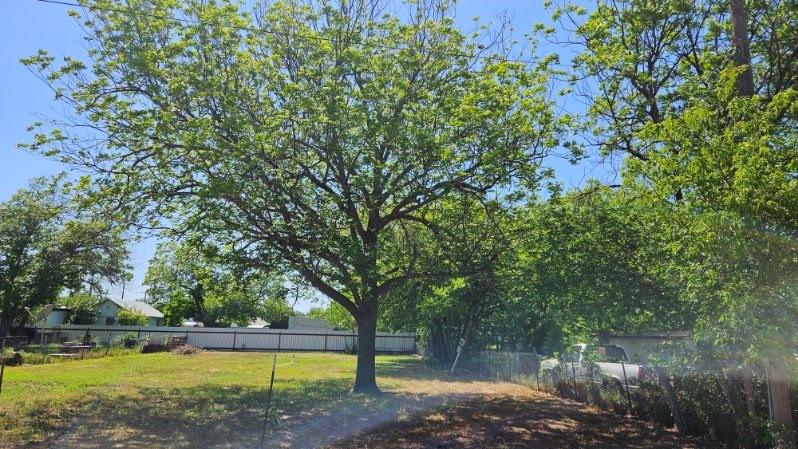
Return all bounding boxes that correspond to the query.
[232,331,238,351]
[536,371,540,391]
[571,364,578,401]
[260,353,279,447]
[265,353,277,411]
[0,338,7,395]
[105,331,112,356]
[621,360,633,414]
[276,333,282,352]
[323,334,328,352]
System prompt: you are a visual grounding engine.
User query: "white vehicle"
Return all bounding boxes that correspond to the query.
[539,343,647,390]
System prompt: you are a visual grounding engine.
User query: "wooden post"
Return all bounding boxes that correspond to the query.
[766,359,795,448]
[654,366,687,433]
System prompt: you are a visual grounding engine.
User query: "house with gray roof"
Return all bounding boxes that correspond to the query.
[96,298,165,327]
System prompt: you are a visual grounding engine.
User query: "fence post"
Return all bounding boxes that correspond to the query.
[39,331,45,364]
[621,360,633,414]
[0,337,6,395]
[232,330,238,351]
[323,334,328,352]
[42,333,49,364]
[265,354,278,421]
[654,366,687,433]
[571,364,578,401]
[276,333,282,352]
[105,331,112,356]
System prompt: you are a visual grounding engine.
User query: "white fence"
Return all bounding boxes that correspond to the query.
[33,325,416,353]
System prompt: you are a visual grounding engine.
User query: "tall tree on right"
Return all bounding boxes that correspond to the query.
[555,1,797,445]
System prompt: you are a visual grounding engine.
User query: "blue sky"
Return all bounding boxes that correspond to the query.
[1,0,601,312]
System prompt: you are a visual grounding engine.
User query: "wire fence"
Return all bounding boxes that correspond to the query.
[459,349,797,448]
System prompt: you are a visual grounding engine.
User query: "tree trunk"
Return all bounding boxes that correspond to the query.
[729,0,755,96]
[352,302,380,395]
[766,359,795,449]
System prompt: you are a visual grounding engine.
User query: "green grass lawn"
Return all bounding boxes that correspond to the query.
[0,351,425,448]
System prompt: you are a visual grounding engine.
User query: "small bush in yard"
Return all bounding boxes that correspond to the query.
[171,344,202,355]
[113,332,140,348]
[2,349,24,366]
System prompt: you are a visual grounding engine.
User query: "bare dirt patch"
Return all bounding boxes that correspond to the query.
[325,391,713,449]
[269,376,712,449]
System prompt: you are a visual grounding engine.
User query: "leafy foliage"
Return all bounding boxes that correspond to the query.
[144,239,292,327]
[117,308,149,326]
[0,178,128,335]
[60,291,102,324]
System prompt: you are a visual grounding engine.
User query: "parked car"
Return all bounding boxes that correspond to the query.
[539,343,646,390]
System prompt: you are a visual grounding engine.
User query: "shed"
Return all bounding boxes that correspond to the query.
[96,299,164,327]
[287,316,333,331]
[596,331,693,363]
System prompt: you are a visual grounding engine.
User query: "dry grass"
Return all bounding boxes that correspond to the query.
[1,352,714,449]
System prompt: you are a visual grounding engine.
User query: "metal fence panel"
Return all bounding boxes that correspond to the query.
[31,325,416,353]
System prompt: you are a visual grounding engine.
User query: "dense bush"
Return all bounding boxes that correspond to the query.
[113,332,139,348]
[117,309,149,326]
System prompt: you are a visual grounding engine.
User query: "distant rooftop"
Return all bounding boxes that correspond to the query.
[107,298,164,318]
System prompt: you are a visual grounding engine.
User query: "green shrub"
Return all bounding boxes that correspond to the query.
[113,332,140,348]
[61,292,102,324]
[117,309,149,326]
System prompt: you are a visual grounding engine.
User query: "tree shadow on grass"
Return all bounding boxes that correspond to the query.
[49,377,355,449]
[47,356,517,449]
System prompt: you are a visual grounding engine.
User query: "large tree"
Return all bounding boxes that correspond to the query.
[23,0,564,392]
[0,178,128,336]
